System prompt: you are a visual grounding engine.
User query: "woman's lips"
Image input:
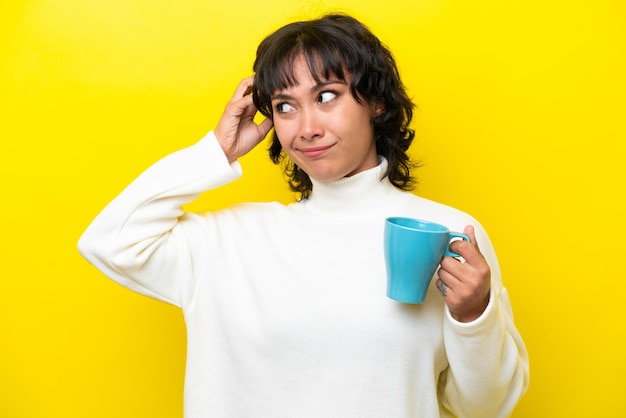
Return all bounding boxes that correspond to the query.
[299,145,333,158]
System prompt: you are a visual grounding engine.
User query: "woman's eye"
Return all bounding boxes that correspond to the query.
[319,91,337,104]
[275,102,295,113]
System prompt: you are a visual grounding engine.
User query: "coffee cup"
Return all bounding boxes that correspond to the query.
[384,217,470,304]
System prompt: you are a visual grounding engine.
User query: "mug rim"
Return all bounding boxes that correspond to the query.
[385,216,450,233]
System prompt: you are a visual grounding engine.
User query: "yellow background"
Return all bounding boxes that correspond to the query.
[1,0,624,416]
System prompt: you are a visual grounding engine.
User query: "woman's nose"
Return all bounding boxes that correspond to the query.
[299,108,323,140]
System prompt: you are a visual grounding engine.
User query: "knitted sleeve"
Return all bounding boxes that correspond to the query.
[440,226,529,417]
[77,131,240,307]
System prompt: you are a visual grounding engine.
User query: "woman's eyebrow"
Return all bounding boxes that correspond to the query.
[271,92,292,101]
[311,80,345,92]
[271,80,346,101]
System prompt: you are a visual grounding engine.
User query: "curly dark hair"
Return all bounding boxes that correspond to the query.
[252,13,417,199]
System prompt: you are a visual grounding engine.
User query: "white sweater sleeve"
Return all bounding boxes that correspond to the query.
[77,131,240,307]
[440,227,530,418]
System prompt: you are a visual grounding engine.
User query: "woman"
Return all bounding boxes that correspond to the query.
[79,13,528,418]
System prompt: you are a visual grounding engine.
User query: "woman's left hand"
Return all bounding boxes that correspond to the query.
[436,225,491,323]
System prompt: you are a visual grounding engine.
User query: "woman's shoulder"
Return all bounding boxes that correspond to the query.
[394,190,482,232]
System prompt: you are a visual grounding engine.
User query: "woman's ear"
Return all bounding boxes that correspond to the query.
[372,100,385,116]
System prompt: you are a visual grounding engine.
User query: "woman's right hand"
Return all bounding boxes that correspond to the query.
[214,76,274,163]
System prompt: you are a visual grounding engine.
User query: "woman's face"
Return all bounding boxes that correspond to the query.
[270,55,379,183]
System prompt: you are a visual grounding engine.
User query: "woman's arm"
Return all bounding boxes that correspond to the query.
[77,132,242,306]
[441,227,529,417]
[78,77,273,306]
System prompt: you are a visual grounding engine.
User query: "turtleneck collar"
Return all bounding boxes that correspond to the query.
[297,157,403,219]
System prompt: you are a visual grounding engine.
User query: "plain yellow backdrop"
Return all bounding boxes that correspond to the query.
[1,0,624,416]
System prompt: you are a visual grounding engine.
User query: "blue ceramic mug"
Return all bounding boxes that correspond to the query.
[384,217,470,304]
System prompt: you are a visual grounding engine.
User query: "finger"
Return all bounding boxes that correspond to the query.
[226,94,257,120]
[437,261,462,287]
[230,76,255,102]
[257,117,274,138]
[463,225,480,251]
[448,226,482,264]
[240,95,258,119]
[435,279,449,298]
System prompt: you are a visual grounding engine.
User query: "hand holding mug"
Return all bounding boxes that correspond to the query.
[437,225,491,323]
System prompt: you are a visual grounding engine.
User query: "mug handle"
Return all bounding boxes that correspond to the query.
[443,232,471,258]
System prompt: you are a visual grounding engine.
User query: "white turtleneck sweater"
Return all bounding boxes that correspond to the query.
[78,131,528,418]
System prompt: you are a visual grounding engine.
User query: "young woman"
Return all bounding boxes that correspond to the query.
[79,13,528,418]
